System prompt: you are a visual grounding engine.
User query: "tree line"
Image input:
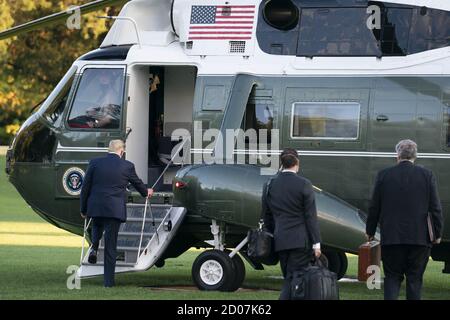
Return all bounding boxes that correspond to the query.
[0,0,121,145]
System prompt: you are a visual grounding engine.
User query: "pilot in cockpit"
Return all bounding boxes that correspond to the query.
[85,69,121,129]
[67,68,123,129]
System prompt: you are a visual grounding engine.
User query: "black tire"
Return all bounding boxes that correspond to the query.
[322,250,343,279]
[155,259,165,268]
[228,253,246,292]
[192,250,235,291]
[337,251,348,279]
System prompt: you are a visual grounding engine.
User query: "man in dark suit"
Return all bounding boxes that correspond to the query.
[263,148,322,300]
[80,140,153,287]
[366,139,444,300]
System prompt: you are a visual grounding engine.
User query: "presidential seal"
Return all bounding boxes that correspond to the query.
[62,167,85,196]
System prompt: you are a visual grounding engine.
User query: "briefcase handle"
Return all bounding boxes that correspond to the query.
[312,254,329,269]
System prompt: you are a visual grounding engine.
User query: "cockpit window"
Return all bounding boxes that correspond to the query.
[67,68,125,130]
[43,73,75,124]
[38,65,77,124]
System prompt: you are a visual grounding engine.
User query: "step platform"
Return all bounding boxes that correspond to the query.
[76,203,186,279]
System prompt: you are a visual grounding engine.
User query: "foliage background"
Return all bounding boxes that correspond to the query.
[0,0,123,145]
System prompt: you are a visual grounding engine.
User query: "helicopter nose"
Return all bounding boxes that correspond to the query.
[8,114,56,164]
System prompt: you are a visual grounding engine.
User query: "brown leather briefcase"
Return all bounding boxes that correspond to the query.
[427,213,437,243]
[358,241,381,282]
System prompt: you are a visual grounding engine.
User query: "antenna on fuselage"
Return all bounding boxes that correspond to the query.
[96,15,142,48]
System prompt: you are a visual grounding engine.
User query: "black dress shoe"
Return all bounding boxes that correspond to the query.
[88,248,97,264]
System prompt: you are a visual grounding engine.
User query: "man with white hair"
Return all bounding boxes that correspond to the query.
[80,140,153,287]
[366,139,444,300]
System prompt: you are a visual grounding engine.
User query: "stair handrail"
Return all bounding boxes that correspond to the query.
[80,218,92,265]
[152,137,190,188]
[136,138,189,260]
[137,197,149,260]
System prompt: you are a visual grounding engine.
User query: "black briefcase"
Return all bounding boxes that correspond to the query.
[247,221,278,265]
[290,258,339,300]
[247,176,279,265]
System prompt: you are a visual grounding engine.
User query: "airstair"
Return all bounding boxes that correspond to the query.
[77,140,188,279]
[77,199,186,278]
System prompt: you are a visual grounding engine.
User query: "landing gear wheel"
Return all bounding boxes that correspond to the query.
[337,251,348,280]
[155,259,165,268]
[192,250,235,291]
[322,250,343,280]
[227,253,246,292]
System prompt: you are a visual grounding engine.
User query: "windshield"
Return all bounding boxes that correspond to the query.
[37,65,78,123]
[67,68,125,130]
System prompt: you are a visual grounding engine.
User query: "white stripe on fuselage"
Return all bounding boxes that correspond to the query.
[55,145,450,159]
[56,146,108,153]
[190,149,450,159]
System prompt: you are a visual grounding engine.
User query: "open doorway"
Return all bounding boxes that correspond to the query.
[147,65,197,191]
[125,65,196,191]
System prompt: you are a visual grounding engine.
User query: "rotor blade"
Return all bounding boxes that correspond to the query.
[0,0,128,41]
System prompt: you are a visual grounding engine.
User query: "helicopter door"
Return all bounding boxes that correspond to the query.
[144,65,197,190]
[54,65,127,198]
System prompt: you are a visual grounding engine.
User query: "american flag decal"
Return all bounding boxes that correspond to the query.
[189,5,255,40]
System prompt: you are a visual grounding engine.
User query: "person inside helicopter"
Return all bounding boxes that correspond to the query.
[68,68,123,129]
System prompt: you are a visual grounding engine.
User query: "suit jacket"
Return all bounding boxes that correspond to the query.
[367,161,444,247]
[80,153,148,222]
[262,172,321,252]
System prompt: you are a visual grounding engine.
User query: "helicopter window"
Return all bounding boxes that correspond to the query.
[42,73,75,124]
[67,68,125,130]
[297,8,381,57]
[258,4,448,57]
[291,102,360,140]
[377,7,412,56]
[409,8,450,54]
[243,102,274,144]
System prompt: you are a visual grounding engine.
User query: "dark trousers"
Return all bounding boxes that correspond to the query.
[278,248,313,300]
[381,245,430,300]
[91,217,122,287]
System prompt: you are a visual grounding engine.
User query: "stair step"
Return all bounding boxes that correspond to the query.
[127,203,172,207]
[126,217,164,223]
[93,248,140,264]
[126,203,171,219]
[119,224,158,233]
[99,246,142,251]
[118,232,154,237]
[118,236,151,248]
[127,212,168,220]
[82,262,136,267]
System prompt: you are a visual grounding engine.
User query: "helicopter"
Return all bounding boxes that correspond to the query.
[3,0,450,291]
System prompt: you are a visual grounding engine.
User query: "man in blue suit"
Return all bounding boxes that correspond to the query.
[80,140,153,287]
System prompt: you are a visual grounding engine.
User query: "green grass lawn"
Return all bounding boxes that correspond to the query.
[0,153,449,300]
